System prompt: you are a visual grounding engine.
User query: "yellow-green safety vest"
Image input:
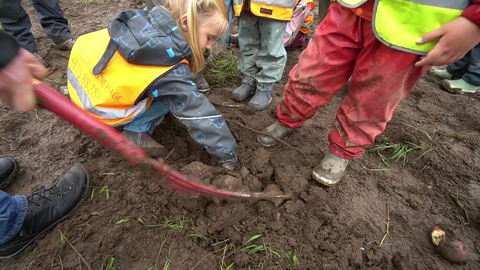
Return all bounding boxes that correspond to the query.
[336,0,470,55]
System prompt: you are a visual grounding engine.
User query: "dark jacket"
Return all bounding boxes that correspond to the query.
[0,28,19,69]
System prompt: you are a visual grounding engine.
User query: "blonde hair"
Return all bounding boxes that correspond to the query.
[162,0,229,77]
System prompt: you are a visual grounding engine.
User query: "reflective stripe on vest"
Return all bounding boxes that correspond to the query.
[67,28,187,126]
[233,0,298,21]
[373,0,469,55]
[336,0,367,8]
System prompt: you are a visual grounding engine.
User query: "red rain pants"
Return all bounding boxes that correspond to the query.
[277,2,430,159]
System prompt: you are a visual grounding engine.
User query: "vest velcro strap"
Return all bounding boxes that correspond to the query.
[93,39,118,75]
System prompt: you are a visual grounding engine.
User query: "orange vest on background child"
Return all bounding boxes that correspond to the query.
[233,0,299,21]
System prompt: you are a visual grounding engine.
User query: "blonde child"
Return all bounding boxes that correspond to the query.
[67,0,238,170]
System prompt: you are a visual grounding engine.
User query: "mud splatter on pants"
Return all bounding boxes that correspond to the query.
[277,2,430,159]
[238,11,287,92]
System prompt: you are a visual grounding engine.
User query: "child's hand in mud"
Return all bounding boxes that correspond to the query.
[0,49,48,112]
[415,17,480,67]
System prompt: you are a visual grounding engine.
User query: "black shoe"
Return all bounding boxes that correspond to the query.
[0,164,90,259]
[0,157,19,190]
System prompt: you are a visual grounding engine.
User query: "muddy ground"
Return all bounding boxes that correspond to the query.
[1,0,480,269]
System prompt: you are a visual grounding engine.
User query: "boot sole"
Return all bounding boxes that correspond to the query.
[232,91,255,102]
[0,158,19,190]
[441,81,478,94]
[198,88,210,94]
[0,164,91,260]
[256,137,277,148]
[312,170,340,187]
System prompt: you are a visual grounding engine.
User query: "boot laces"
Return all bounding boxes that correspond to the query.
[27,185,61,208]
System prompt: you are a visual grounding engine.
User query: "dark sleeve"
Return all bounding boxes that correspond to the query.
[146,63,238,163]
[0,29,20,70]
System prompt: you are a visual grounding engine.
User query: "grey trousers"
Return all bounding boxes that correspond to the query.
[0,0,72,53]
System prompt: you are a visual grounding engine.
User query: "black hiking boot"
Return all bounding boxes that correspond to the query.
[0,165,90,259]
[257,121,294,147]
[0,157,19,189]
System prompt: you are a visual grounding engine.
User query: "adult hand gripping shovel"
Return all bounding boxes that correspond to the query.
[34,82,291,199]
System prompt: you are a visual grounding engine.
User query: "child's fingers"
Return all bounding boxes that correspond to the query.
[415,47,442,67]
[417,27,445,44]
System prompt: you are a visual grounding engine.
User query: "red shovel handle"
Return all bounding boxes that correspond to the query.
[33,82,268,198]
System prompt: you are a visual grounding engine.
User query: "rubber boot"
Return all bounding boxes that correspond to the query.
[312,150,349,186]
[257,121,294,147]
[441,79,479,94]
[121,130,169,158]
[248,91,272,110]
[428,67,454,80]
[34,53,49,68]
[230,33,239,46]
[232,84,256,102]
[195,71,210,93]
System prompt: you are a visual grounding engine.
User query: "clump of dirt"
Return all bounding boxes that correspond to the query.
[1,1,479,269]
[213,175,244,191]
[180,161,216,184]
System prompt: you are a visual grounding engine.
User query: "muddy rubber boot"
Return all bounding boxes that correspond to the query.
[34,53,49,68]
[54,39,75,51]
[312,151,349,186]
[232,83,256,102]
[195,71,210,93]
[230,33,239,46]
[0,157,19,189]
[257,121,294,147]
[428,67,453,80]
[121,130,169,158]
[0,165,90,259]
[441,79,479,94]
[248,91,272,111]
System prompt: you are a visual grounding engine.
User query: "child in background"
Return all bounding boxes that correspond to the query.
[257,0,480,186]
[283,0,315,49]
[429,43,480,94]
[231,0,297,111]
[67,0,238,170]
[229,0,315,48]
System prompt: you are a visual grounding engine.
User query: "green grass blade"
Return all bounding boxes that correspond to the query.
[106,257,115,270]
[245,234,262,244]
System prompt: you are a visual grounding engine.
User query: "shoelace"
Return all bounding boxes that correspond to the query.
[26,185,62,209]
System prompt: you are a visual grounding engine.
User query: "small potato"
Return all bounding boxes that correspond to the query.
[431,226,468,264]
[437,240,468,264]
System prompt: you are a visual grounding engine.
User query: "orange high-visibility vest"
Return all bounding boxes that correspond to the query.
[233,0,299,21]
[67,29,188,126]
